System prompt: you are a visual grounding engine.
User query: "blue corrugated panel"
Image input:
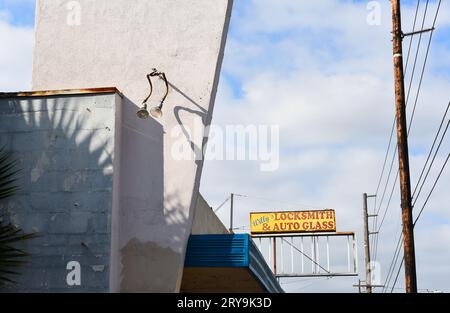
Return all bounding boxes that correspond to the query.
[184,234,283,293]
[185,234,249,267]
[248,237,285,293]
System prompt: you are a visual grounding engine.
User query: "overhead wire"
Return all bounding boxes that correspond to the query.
[412,120,449,207]
[376,0,430,228]
[377,103,447,288]
[383,116,448,292]
[389,152,447,292]
[413,153,449,226]
[214,195,231,213]
[378,0,443,290]
[371,0,423,259]
[411,102,450,199]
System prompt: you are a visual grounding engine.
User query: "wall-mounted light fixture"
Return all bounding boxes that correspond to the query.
[137,68,169,119]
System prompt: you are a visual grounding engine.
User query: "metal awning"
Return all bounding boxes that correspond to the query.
[182,234,284,293]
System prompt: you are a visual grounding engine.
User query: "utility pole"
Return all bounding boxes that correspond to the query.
[391,0,417,293]
[229,193,234,233]
[363,193,372,293]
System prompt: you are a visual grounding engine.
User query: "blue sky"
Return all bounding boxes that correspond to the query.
[0,0,35,26]
[1,0,449,293]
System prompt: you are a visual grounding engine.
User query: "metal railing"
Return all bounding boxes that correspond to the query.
[251,232,358,278]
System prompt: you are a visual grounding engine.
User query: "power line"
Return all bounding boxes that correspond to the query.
[382,230,403,293]
[375,149,398,217]
[389,152,448,292]
[373,149,398,260]
[389,120,447,293]
[214,195,231,212]
[382,102,448,288]
[414,153,449,226]
[383,114,448,293]
[412,102,450,199]
[371,0,422,257]
[381,196,404,293]
[403,0,422,75]
[373,0,421,199]
[378,0,442,292]
[375,0,432,214]
[390,257,405,293]
[404,0,430,117]
[376,170,399,234]
[373,0,427,233]
[383,226,403,292]
[412,120,449,207]
[381,207,403,293]
[373,0,441,260]
[406,0,441,136]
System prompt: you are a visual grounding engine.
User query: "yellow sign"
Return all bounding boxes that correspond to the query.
[250,210,336,234]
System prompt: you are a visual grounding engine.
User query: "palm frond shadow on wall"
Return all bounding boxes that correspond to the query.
[0,96,113,290]
[0,146,37,285]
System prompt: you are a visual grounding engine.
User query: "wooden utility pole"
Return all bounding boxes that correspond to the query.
[391,0,418,293]
[363,193,372,293]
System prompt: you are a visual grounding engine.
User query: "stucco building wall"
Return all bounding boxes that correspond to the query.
[32,0,233,292]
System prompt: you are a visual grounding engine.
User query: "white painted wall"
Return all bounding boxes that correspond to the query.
[32,0,233,292]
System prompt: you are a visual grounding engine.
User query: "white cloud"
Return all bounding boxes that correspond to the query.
[201,0,450,292]
[0,11,34,91]
[0,0,448,293]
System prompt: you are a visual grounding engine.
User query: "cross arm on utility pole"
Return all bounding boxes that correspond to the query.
[402,27,435,38]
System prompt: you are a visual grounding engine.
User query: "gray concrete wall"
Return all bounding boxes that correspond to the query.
[33,0,233,292]
[0,92,119,292]
[192,195,229,235]
[0,92,227,292]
